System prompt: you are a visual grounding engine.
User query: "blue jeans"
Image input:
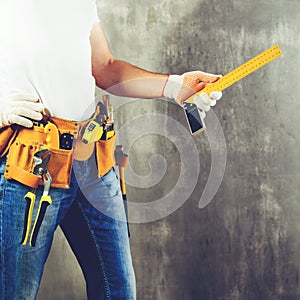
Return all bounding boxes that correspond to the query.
[0,154,136,300]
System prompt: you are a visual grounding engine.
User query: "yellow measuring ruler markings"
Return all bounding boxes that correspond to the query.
[185,44,282,103]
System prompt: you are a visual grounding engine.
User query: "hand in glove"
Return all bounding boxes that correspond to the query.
[163,71,222,119]
[193,90,222,119]
[0,93,44,128]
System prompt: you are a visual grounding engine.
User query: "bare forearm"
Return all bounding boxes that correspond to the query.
[93,59,168,99]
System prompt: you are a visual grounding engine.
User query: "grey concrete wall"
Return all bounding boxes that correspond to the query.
[38,0,300,299]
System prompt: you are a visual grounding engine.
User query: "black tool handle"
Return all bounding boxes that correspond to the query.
[20,192,36,245]
[30,201,50,247]
[20,196,33,244]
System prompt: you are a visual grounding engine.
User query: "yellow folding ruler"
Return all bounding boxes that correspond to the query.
[183,44,282,135]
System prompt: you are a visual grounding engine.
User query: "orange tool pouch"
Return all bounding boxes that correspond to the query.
[94,137,116,177]
[1,115,116,189]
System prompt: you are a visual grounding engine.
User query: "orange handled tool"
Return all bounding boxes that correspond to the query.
[44,122,60,148]
[115,145,130,237]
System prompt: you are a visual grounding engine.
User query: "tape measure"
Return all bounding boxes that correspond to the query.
[185,44,282,103]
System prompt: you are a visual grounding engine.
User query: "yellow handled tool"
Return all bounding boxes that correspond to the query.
[21,149,50,245]
[82,120,104,144]
[20,149,52,246]
[30,171,52,247]
[185,44,282,103]
[21,191,36,245]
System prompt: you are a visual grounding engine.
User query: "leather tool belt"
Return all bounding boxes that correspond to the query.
[0,113,116,189]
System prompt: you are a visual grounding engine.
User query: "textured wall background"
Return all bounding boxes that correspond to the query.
[38,0,300,299]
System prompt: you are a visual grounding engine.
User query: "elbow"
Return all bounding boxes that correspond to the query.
[92,56,116,90]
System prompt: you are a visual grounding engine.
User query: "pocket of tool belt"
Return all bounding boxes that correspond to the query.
[95,134,116,177]
[0,125,18,158]
[4,127,73,189]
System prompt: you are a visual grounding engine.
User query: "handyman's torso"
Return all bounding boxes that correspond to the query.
[0,0,99,120]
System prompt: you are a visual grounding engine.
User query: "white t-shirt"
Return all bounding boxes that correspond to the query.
[0,0,99,121]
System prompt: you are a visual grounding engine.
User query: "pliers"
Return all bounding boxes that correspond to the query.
[21,149,52,247]
[30,169,52,246]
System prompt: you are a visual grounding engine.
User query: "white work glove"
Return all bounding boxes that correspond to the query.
[163,71,222,119]
[0,93,44,128]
